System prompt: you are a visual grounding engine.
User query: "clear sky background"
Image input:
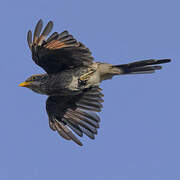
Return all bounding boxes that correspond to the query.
[0,0,179,179]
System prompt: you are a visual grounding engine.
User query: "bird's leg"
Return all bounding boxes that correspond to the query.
[78,67,96,86]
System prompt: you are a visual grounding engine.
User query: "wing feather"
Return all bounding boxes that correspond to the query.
[65,119,83,137]
[27,30,32,50]
[55,120,83,146]
[46,87,103,146]
[37,21,53,45]
[33,19,43,44]
[28,20,94,74]
[46,32,59,43]
[54,121,71,140]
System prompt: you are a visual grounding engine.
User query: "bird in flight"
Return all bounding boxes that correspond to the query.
[19,20,171,146]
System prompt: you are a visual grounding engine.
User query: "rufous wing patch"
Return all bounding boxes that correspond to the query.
[44,40,79,50]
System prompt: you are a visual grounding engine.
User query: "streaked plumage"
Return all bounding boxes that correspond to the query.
[20,19,171,146]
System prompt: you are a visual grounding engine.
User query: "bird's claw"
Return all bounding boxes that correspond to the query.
[79,67,96,81]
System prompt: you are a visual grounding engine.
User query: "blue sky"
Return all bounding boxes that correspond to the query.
[0,0,179,179]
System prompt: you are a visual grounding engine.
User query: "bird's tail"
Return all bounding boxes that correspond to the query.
[112,59,171,75]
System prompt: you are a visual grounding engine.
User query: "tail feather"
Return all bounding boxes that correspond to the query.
[113,59,171,74]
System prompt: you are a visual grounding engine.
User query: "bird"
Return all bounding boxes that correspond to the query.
[19,19,171,146]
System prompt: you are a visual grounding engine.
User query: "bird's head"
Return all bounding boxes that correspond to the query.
[19,74,48,94]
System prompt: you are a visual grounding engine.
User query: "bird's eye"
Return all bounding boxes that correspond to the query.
[31,76,36,80]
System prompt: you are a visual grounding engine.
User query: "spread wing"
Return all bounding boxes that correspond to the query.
[27,19,94,74]
[46,87,104,146]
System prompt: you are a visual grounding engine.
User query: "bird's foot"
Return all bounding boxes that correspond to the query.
[79,67,96,82]
[78,79,87,86]
[78,68,95,87]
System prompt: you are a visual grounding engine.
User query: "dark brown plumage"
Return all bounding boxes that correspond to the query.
[46,87,103,146]
[19,19,171,146]
[27,19,93,74]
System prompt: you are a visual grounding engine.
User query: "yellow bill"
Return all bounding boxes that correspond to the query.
[19,81,31,87]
